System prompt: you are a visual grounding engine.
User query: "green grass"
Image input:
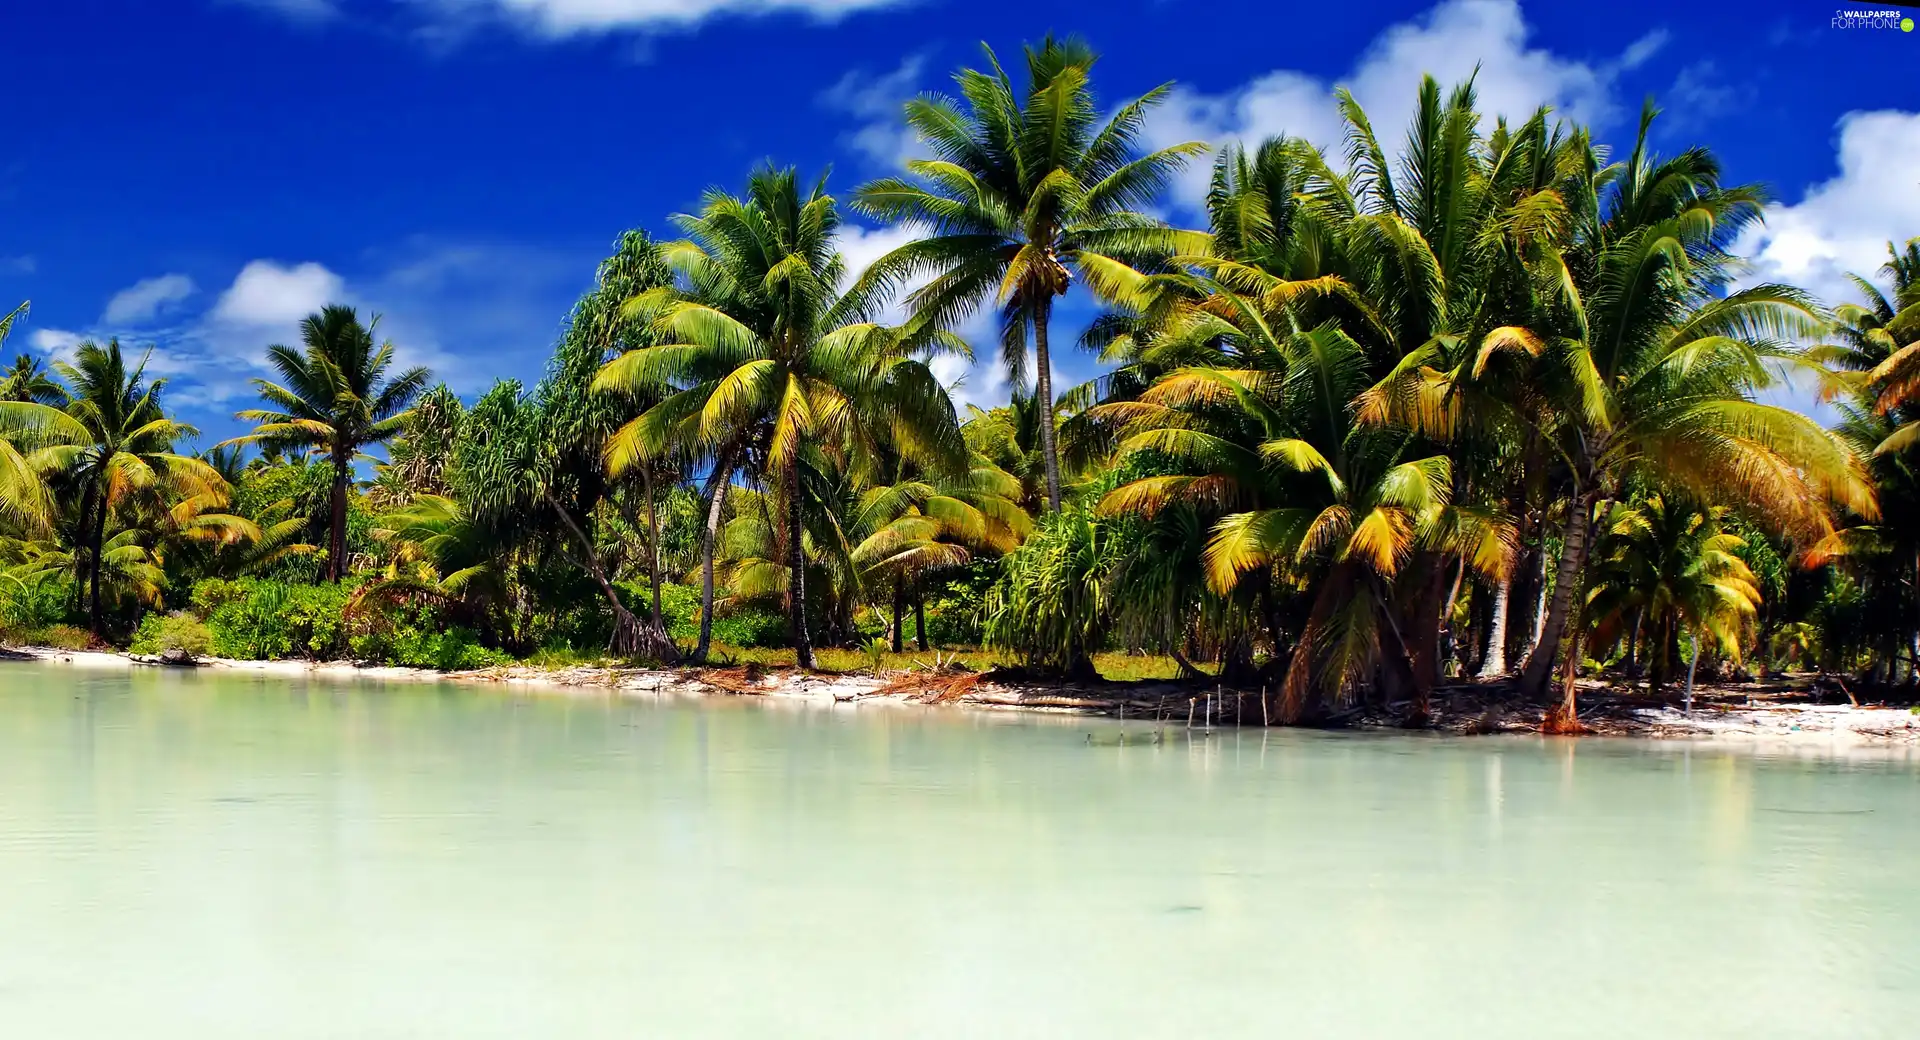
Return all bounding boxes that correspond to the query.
[691,643,1195,682]
[484,639,1199,683]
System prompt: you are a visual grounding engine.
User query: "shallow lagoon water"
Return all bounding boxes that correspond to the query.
[1,663,1916,1037]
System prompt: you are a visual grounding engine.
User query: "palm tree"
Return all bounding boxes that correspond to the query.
[1096,323,1508,722]
[1516,109,1875,715]
[0,354,65,405]
[41,340,220,635]
[226,305,429,581]
[851,36,1207,512]
[596,166,963,668]
[851,450,1030,651]
[1585,495,1761,700]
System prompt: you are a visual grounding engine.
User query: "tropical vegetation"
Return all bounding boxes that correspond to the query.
[1,40,1914,727]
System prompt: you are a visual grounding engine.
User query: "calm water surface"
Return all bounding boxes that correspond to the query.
[1,663,1916,1037]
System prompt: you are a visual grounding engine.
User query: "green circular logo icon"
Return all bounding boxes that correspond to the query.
[1905,17,1916,31]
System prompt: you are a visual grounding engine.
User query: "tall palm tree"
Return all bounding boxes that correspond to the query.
[41,340,219,634]
[226,305,429,581]
[597,166,963,668]
[1517,109,1875,712]
[851,36,1207,512]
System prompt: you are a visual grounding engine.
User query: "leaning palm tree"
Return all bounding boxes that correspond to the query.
[225,305,429,581]
[596,166,964,668]
[851,36,1207,512]
[41,340,220,634]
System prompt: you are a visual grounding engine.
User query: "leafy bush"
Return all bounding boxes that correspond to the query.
[130,611,214,659]
[363,625,510,671]
[12,624,92,650]
[655,581,788,648]
[982,507,1116,675]
[711,605,788,648]
[192,578,352,660]
[0,575,73,632]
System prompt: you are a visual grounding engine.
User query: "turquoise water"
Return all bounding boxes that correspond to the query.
[1,663,1916,1037]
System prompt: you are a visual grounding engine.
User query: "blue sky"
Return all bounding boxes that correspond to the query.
[2,0,1916,444]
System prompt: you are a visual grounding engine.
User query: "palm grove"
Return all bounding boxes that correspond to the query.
[1,40,1916,725]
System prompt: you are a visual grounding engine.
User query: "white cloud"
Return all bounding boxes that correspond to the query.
[102,273,196,326]
[834,220,1006,409]
[1735,109,1920,310]
[211,260,345,327]
[819,56,925,170]
[400,0,906,37]
[28,328,84,361]
[1145,0,1664,209]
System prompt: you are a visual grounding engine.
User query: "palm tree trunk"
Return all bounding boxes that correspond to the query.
[890,579,905,654]
[642,467,662,626]
[328,450,350,582]
[1477,572,1511,679]
[913,588,928,652]
[1624,608,1644,680]
[1032,297,1063,513]
[73,480,98,617]
[1683,634,1700,715]
[1521,492,1602,698]
[785,467,815,670]
[546,492,677,663]
[87,481,109,639]
[694,451,734,664]
[1650,612,1673,699]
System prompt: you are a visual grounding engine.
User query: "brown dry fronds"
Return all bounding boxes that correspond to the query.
[695,665,774,695]
[877,671,984,703]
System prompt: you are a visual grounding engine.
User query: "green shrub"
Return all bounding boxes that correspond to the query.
[130,612,214,659]
[711,605,788,648]
[0,575,73,632]
[192,578,352,660]
[653,581,788,648]
[362,625,511,671]
[16,624,91,650]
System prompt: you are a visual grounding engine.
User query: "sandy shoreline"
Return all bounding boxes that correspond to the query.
[8,643,1918,748]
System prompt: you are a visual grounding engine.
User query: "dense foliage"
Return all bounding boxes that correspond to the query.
[2,40,1915,726]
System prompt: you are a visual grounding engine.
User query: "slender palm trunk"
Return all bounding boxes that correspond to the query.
[785,467,814,670]
[1650,612,1674,699]
[87,481,109,638]
[890,579,905,654]
[1032,296,1063,513]
[1683,634,1700,715]
[1525,546,1551,656]
[1522,492,1602,698]
[1624,608,1644,680]
[328,449,350,582]
[73,480,98,617]
[642,468,662,626]
[1477,573,1511,679]
[694,452,734,664]
[913,588,928,652]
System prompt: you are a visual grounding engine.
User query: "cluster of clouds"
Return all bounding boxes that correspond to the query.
[28,241,590,415]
